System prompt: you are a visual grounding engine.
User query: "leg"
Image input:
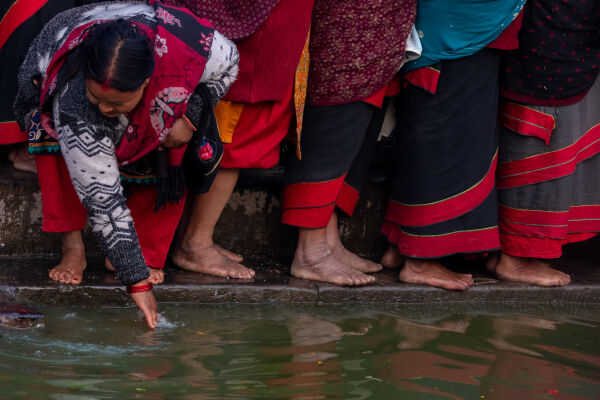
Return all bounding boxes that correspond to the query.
[35,154,88,284]
[325,211,382,273]
[291,227,375,286]
[49,230,86,285]
[283,103,378,285]
[487,252,570,287]
[172,168,255,279]
[8,143,37,173]
[380,244,405,269]
[399,258,474,291]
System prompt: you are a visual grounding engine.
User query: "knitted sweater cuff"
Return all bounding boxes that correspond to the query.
[105,240,150,286]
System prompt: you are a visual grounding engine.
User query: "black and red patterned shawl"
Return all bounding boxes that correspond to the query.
[39,0,214,168]
[501,0,600,106]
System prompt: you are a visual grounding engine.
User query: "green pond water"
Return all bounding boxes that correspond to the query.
[0,304,599,399]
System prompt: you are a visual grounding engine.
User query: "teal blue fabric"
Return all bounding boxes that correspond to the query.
[404,0,526,72]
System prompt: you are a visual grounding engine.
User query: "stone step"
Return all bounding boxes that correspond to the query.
[0,156,388,264]
[0,150,598,268]
[0,257,598,308]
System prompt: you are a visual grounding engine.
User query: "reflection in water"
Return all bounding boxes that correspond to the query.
[0,305,598,399]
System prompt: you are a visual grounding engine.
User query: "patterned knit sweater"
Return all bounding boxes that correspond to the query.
[13,2,239,285]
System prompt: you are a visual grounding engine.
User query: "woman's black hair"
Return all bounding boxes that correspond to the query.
[80,18,154,92]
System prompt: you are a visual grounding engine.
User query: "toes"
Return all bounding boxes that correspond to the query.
[58,270,72,283]
[228,265,254,279]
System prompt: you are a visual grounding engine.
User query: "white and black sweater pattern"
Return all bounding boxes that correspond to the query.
[14,2,239,285]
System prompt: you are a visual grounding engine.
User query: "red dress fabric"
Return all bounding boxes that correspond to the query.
[35,154,186,268]
[221,83,294,169]
[219,0,313,168]
[224,0,314,104]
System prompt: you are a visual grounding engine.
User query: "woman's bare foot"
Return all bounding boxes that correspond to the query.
[50,247,86,285]
[399,258,474,291]
[292,229,375,286]
[325,211,382,273]
[172,242,255,279]
[327,241,382,273]
[487,252,571,287]
[381,245,405,269]
[8,144,37,173]
[213,244,243,263]
[105,258,165,284]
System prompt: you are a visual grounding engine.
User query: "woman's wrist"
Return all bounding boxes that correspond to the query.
[127,279,153,293]
[182,114,197,131]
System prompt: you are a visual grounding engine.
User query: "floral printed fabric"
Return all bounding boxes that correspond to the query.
[162,0,280,40]
[307,0,417,106]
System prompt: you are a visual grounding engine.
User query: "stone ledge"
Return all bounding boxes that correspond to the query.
[1,257,598,307]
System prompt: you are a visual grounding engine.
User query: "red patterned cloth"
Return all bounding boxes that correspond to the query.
[307,0,417,106]
[162,0,280,40]
[40,1,213,167]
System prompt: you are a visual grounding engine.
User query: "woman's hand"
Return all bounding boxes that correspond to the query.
[130,279,158,329]
[162,117,194,148]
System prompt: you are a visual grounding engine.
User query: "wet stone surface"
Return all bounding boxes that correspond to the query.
[0,303,44,329]
[0,255,598,308]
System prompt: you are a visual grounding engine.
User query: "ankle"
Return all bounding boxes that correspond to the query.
[180,235,213,251]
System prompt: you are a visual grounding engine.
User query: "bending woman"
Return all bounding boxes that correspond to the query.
[13,1,238,328]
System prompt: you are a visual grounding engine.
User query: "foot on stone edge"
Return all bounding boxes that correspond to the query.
[487,252,570,287]
[399,258,474,291]
[105,258,165,284]
[172,243,255,279]
[50,247,86,285]
[291,243,376,286]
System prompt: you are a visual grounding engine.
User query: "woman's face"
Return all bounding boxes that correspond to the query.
[85,79,149,118]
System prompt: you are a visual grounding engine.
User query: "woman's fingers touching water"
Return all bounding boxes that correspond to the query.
[131,289,158,329]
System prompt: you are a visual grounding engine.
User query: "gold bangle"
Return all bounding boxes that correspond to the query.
[182,115,197,131]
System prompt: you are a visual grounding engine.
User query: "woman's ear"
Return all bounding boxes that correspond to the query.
[143,78,150,88]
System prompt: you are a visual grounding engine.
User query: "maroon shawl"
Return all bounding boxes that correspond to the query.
[307,0,417,106]
[162,0,280,41]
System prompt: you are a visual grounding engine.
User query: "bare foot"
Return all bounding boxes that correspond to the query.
[49,247,86,285]
[172,243,255,279]
[487,252,571,287]
[325,211,382,273]
[105,258,165,284]
[328,242,382,273]
[291,241,375,286]
[213,244,243,263]
[8,144,37,173]
[381,245,405,269]
[399,258,474,291]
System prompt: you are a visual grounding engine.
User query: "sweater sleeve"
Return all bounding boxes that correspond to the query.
[184,31,239,127]
[53,77,150,286]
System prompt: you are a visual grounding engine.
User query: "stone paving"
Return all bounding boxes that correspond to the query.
[0,255,598,308]
[1,151,599,328]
